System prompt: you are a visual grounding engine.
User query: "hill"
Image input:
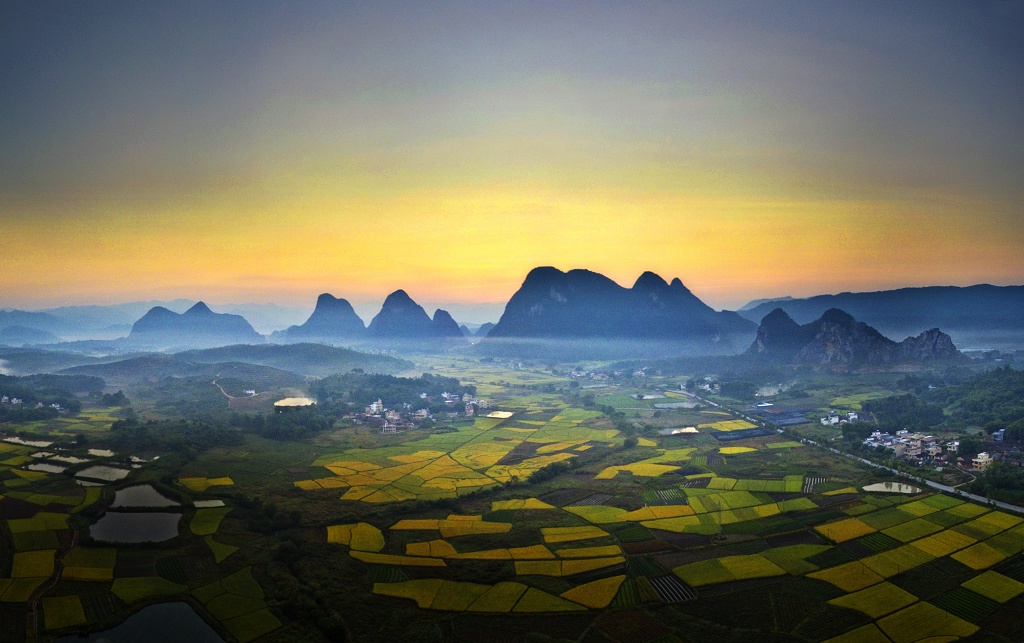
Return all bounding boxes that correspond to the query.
[366,291,467,345]
[747,308,964,367]
[738,285,1024,348]
[128,302,263,349]
[0,325,62,346]
[272,293,366,343]
[173,343,413,378]
[487,267,754,341]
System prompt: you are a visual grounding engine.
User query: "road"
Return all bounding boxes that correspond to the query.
[681,389,1024,516]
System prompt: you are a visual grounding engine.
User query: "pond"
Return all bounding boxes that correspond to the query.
[50,455,90,464]
[76,465,131,482]
[274,396,315,407]
[862,482,923,494]
[87,448,115,457]
[111,485,180,508]
[659,427,699,436]
[194,499,225,508]
[3,437,53,447]
[25,462,67,474]
[89,512,181,543]
[56,601,223,643]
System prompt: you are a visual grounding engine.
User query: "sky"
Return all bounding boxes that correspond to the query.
[1,1,1022,320]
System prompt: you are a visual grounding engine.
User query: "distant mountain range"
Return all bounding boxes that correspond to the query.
[738,285,1024,346]
[128,302,263,349]
[488,267,754,340]
[0,325,61,346]
[747,307,963,367]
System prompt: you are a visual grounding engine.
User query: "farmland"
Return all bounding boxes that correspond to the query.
[1,358,1023,642]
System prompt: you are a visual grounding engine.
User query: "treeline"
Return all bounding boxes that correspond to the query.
[108,417,244,453]
[930,366,1024,442]
[862,394,945,431]
[967,461,1024,504]
[228,409,336,441]
[310,371,474,413]
[0,373,99,417]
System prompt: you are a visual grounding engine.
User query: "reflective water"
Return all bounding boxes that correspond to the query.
[55,601,223,642]
[76,465,131,481]
[862,482,922,494]
[111,485,180,508]
[89,512,181,543]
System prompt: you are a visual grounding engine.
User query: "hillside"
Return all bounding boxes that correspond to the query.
[173,343,413,378]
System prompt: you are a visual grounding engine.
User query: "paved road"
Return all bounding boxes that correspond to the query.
[682,389,1024,516]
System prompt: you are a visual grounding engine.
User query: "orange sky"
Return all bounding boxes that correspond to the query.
[2,3,1022,312]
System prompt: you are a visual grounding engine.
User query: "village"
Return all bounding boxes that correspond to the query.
[354,391,502,434]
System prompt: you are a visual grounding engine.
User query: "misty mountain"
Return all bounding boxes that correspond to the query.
[475,322,495,337]
[0,326,62,346]
[0,310,68,334]
[128,302,263,349]
[738,296,794,312]
[271,294,365,343]
[487,267,755,340]
[738,285,1024,345]
[366,290,467,343]
[747,308,963,367]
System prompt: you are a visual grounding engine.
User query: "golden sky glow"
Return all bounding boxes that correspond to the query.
[2,2,1022,314]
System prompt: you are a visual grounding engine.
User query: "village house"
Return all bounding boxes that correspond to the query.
[973,452,994,471]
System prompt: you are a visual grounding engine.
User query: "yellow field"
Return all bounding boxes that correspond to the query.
[719,446,757,455]
[514,556,625,577]
[827,581,917,618]
[373,579,443,608]
[961,571,1024,603]
[860,545,934,578]
[42,595,87,631]
[559,575,625,608]
[814,517,876,543]
[491,498,554,510]
[951,542,1006,570]
[11,550,55,577]
[466,582,529,612]
[807,562,884,592]
[349,551,447,567]
[555,545,621,558]
[908,529,976,557]
[511,587,586,612]
[700,419,757,431]
[178,476,234,492]
[876,601,978,643]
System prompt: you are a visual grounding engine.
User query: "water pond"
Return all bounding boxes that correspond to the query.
[194,499,225,508]
[76,465,131,482]
[56,601,223,643]
[862,482,923,494]
[111,485,180,508]
[26,462,67,474]
[89,512,181,543]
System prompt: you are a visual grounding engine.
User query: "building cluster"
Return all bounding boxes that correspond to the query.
[861,430,957,465]
[820,410,859,425]
[361,392,490,434]
[1,396,62,411]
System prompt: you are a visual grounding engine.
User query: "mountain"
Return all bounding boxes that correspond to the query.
[272,294,365,343]
[475,322,495,337]
[459,325,473,337]
[487,267,755,340]
[747,308,963,366]
[738,296,794,312]
[128,302,262,349]
[431,309,464,338]
[738,285,1024,348]
[0,310,67,334]
[0,326,62,346]
[366,291,467,342]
